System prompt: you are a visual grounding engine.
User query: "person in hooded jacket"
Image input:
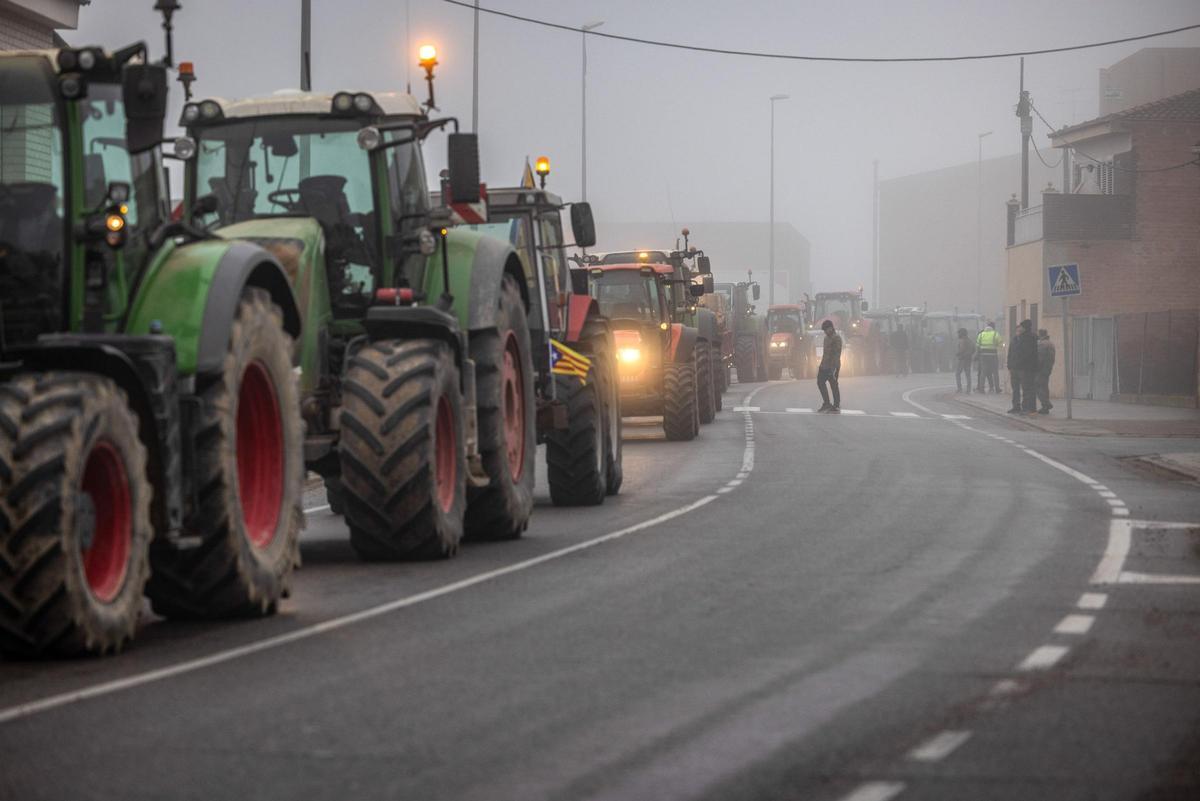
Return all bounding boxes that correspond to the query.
[1007,319,1039,414]
[1036,328,1056,414]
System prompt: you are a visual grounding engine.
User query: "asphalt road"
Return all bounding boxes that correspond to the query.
[1,373,1198,801]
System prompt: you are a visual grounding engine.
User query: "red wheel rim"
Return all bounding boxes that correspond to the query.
[237,360,284,549]
[80,440,132,603]
[434,394,457,513]
[501,332,526,481]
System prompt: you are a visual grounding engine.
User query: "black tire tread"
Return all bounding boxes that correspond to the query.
[662,360,698,441]
[545,371,605,506]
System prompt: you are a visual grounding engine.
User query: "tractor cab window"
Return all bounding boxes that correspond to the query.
[590,271,660,323]
[0,55,66,346]
[384,132,428,234]
[80,84,138,223]
[195,117,377,308]
[815,296,858,329]
[769,311,803,334]
[536,212,565,328]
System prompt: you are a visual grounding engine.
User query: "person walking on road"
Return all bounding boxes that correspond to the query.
[890,325,909,377]
[1007,319,1039,414]
[955,327,975,393]
[817,319,843,413]
[1036,328,1056,414]
[976,321,1001,393]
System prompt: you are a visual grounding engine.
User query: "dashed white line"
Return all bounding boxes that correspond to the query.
[836,782,906,801]
[840,409,866,415]
[1097,491,1117,499]
[304,504,330,515]
[890,412,920,418]
[1118,571,1200,585]
[990,678,1024,696]
[786,407,814,413]
[1078,592,1108,610]
[1091,520,1132,584]
[1054,614,1095,635]
[908,729,972,762]
[1017,644,1070,671]
[732,406,760,412]
[1105,498,1126,508]
[941,414,971,420]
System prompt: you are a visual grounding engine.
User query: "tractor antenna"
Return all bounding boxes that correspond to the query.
[153,0,181,67]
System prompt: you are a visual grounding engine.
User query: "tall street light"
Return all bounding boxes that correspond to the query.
[581,20,604,201]
[769,94,789,305]
[976,130,993,314]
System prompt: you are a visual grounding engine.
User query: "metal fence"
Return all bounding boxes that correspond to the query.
[1116,310,1199,400]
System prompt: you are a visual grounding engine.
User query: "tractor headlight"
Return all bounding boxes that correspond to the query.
[173,136,197,160]
[199,100,222,120]
[181,103,201,124]
[332,92,355,112]
[353,92,375,112]
[617,348,642,364]
[356,126,382,151]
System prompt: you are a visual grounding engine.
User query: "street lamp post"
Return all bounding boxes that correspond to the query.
[976,130,992,314]
[769,94,789,306]
[581,20,604,201]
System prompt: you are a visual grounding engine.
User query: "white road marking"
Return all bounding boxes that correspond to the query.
[716,487,734,494]
[1105,498,1126,508]
[735,472,749,480]
[0,494,722,725]
[1091,520,1132,584]
[1017,644,1070,671]
[1054,614,1095,635]
[1118,571,1200,585]
[1092,485,1109,491]
[941,414,971,419]
[840,409,866,415]
[1125,520,1199,529]
[786,407,814,413]
[890,412,919,418]
[908,729,972,762]
[836,782,906,801]
[1097,491,1117,498]
[1112,507,1130,517]
[727,479,743,487]
[990,678,1024,696]
[732,406,760,412]
[1078,592,1108,610]
[304,504,330,515]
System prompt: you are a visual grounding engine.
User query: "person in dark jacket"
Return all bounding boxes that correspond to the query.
[955,328,975,393]
[1007,319,1039,414]
[817,319,843,413]
[1036,328,1056,414]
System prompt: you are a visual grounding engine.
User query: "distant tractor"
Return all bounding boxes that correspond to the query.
[448,183,624,504]
[807,290,871,375]
[581,260,708,441]
[895,306,930,373]
[716,280,768,383]
[924,311,983,372]
[766,304,810,379]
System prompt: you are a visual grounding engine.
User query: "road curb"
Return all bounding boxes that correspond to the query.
[1132,454,1200,484]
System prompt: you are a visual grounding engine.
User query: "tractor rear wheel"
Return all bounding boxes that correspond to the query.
[546,370,605,507]
[147,289,303,619]
[696,341,716,424]
[594,340,623,496]
[0,373,152,657]
[339,339,466,560]
[662,357,699,441]
[734,336,756,384]
[712,347,725,411]
[755,341,769,382]
[466,275,536,540]
[324,476,344,515]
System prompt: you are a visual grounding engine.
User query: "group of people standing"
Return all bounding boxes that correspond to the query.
[953,320,1057,415]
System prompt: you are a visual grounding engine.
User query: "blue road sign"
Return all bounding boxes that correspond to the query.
[1048,263,1082,298]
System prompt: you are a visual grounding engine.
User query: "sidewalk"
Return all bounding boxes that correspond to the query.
[945,389,1200,438]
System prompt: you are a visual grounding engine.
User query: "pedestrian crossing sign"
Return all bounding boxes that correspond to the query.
[1048,263,1082,297]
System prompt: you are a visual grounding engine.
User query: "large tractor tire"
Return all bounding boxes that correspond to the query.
[696,341,716,424]
[594,342,623,496]
[755,340,769,382]
[147,289,303,619]
[712,347,725,411]
[338,339,466,560]
[734,336,757,384]
[0,373,152,657]
[324,476,344,515]
[662,357,699,441]
[466,274,536,541]
[546,370,605,507]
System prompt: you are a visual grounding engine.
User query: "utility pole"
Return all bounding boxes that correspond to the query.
[471,0,479,131]
[872,159,879,308]
[976,131,992,313]
[300,0,311,91]
[580,21,604,201]
[1017,57,1032,209]
[769,94,788,306]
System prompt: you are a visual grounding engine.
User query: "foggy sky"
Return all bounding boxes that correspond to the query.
[71,1,1200,292]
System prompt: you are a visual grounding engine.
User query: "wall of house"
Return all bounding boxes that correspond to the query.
[1099,48,1200,116]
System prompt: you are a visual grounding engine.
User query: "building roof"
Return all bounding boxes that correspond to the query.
[1051,86,1200,144]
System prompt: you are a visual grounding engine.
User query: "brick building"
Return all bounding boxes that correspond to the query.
[0,1,83,50]
[1005,87,1200,406]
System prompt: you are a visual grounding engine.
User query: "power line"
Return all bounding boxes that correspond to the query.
[443,2,1200,63]
[1030,134,1062,169]
[1030,100,1200,173]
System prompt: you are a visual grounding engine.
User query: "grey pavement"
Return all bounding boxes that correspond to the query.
[0,373,1198,801]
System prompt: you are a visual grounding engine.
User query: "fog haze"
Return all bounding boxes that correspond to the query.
[72,1,1200,292]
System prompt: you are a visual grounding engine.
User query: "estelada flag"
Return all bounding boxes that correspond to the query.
[549,339,591,381]
[520,157,536,189]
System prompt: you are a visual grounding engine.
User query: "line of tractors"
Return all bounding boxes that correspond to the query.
[0,7,639,657]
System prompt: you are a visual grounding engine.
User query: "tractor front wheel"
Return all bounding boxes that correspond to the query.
[339,339,466,560]
[662,357,699,441]
[712,347,725,411]
[546,370,605,507]
[147,289,303,619]
[0,373,152,656]
[696,341,716,424]
[734,336,757,384]
[466,274,536,540]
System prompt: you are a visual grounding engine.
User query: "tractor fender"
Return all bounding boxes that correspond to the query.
[694,307,719,345]
[667,324,698,364]
[127,239,301,376]
[565,295,603,344]
[467,234,530,331]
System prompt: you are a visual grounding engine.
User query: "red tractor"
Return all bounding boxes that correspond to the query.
[766,304,811,379]
[806,290,872,375]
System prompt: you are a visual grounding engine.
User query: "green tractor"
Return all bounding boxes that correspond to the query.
[179,80,540,557]
[0,39,304,656]
[715,280,768,383]
[443,184,623,505]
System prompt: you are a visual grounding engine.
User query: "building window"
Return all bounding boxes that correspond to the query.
[1098,161,1115,195]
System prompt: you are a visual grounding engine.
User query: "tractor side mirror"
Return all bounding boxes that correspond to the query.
[122,63,168,154]
[861,300,869,311]
[702,274,714,293]
[193,193,219,218]
[697,255,712,274]
[752,283,761,301]
[689,283,706,298]
[446,133,481,204]
[570,201,596,248]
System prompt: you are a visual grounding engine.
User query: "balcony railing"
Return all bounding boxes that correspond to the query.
[1013,205,1043,246]
[1007,193,1134,246]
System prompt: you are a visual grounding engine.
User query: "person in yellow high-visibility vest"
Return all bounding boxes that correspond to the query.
[975,322,1002,393]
